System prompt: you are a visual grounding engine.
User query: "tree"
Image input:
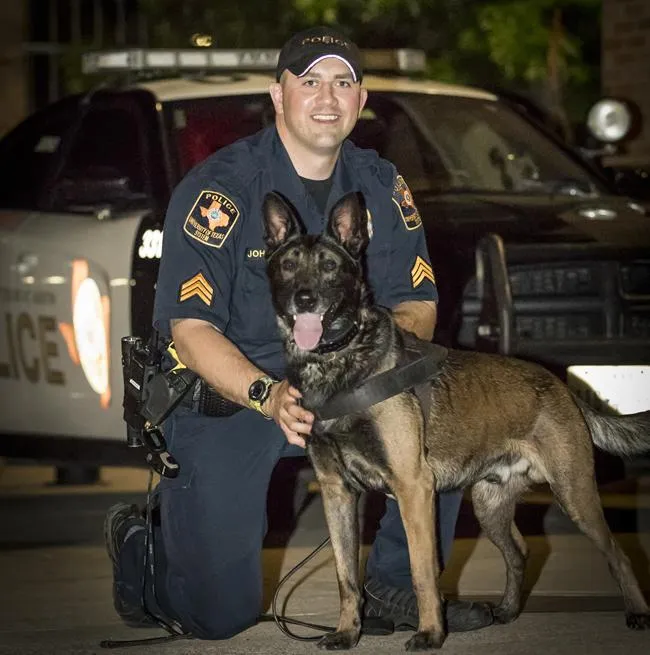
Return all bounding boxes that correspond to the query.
[62,0,600,134]
[458,0,600,140]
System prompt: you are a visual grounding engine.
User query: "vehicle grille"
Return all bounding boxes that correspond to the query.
[625,311,650,339]
[460,259,650,346]
[515,314,602,341]
[510,266,599,296]
[620,260,650,297]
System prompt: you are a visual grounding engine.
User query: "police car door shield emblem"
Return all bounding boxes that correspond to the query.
[184,190,240,248]
[392,175,422,230]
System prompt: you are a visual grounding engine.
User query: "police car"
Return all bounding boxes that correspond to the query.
[1,48,648,471]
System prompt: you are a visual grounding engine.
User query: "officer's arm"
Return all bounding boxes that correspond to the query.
[171,317,313,447]
[392,300,437,341]
[381,171,438,341]
[171,317,269,407]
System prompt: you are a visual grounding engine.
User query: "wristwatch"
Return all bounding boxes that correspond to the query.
[248,375,277,418]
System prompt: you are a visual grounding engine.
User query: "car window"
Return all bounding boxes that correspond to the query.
[0,98,78,210]
[166,95,274,176]
[52,104,150,210]
[165,89,601,199]
[399,94,601,196]
[350,97,449,193]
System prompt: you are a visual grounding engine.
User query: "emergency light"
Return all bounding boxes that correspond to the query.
[81,48,426,75]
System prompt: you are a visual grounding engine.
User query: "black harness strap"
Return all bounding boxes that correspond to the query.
[313,339,448,421]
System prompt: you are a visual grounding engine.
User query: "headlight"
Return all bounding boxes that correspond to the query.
[73,276,109,396]
[586,98,632,143]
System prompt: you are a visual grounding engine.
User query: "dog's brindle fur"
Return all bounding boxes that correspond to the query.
[262,191,650,651]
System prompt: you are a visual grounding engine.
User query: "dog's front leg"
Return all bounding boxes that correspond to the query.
[317,477,361,650]
[394,480,446,650]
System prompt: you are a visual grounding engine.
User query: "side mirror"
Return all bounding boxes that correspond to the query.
[51,166,146,213]
[474,233,515,355]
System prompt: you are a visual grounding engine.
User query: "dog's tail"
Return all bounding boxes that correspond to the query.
[576,398,650,457]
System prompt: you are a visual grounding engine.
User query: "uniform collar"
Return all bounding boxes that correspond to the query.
[266,127,362,229]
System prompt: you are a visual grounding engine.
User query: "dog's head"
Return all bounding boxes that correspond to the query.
[263,191,368,353]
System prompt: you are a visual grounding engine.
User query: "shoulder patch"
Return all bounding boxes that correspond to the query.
[179,272,214,306]
[183,190,240,248]
[411,256,435,288]
[392,175,422,230]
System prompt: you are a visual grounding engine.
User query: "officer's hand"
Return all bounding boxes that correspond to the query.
[264,380,313,448]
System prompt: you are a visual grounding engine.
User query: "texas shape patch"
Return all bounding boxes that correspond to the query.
[392,175,422,230]
[183,190,240,248]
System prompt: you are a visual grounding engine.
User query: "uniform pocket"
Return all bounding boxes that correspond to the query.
[364,244,391,304]
[233,260,279,343]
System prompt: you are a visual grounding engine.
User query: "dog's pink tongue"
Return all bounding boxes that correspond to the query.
[293,313,323,351]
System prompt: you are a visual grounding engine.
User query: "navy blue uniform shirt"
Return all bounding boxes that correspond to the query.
[153,126,437,378]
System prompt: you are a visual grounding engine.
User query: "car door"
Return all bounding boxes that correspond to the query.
[0,98,81,433]
[1,91,167,442]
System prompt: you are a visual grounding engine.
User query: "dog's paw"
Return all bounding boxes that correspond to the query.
[404,630,445,651]
[318,630,360,650]
[625,612,650,630]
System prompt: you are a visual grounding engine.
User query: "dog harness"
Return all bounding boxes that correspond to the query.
[313,334,448,422]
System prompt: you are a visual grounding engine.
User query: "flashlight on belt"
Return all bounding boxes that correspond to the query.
[121,334,197,478]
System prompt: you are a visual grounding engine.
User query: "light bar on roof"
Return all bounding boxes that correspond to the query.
[361,49,426,73]
[82,49,281,74]
[81,47,426,75]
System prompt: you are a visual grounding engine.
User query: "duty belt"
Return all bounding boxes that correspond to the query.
[181,379,244,417]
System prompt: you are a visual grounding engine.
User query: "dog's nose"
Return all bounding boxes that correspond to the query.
[294,289,317,312]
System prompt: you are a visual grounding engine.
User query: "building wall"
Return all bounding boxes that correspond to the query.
[602,0,650,167]
[0,0,28,137]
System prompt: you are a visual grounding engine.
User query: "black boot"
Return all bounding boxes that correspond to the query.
[104,502,155,628]
[362,578,494,635]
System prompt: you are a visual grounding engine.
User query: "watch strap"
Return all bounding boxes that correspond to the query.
[248,375,277,418]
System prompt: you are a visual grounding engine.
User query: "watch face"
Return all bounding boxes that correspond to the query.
[249,379,267,401]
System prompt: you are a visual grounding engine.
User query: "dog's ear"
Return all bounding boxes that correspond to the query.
[262,192,301,251]
[326,192,368,258]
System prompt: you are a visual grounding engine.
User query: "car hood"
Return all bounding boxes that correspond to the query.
[422,192,650,250]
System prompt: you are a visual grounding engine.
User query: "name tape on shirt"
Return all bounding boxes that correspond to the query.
[411,256,435,288]
[183,190,240,248]
[179,272,214,306]
[392,175,422,230]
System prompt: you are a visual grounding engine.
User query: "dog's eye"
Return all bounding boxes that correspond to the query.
[282,260,297,272]
[321,260,337,272]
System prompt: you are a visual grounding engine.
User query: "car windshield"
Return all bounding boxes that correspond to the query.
[166,91,602,197]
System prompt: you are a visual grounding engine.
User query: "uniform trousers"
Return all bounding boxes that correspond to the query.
[115,408,463,639]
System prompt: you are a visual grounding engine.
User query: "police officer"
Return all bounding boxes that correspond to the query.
[105,26,494,640]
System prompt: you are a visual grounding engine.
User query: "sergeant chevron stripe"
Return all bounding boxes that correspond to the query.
[411,256,435,288]
[179,272,214,306]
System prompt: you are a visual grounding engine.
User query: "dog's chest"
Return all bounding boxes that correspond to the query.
[307,419,393,495]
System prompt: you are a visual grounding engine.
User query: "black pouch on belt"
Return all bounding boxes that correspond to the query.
[197,380,244,417]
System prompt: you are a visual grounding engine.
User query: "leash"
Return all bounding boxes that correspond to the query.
[99,472,341,648]
[100,471,192,649]
[101,337,449,647]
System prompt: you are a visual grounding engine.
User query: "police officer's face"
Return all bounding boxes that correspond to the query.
[271,58,367,155]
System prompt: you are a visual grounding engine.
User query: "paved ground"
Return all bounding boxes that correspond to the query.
[1,461,650,654]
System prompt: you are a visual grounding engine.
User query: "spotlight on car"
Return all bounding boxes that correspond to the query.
[587,98,633,144]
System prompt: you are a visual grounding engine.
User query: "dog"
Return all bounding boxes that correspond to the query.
[262,190,650,651]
